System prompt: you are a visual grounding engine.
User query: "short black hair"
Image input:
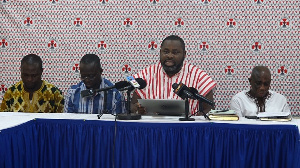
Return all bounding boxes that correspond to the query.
[80,54,101,69]
[21,54,43,70]
[161,35,185,52]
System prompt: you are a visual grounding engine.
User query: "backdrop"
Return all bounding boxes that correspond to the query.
[0,0,299,115]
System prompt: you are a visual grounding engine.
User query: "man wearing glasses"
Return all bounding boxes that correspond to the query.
[64,54,124,114]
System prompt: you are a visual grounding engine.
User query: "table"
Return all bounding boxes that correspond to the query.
[0,113,299,168]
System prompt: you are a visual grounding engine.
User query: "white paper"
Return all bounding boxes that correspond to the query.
[257,112,290,118]
[208,110,236,115]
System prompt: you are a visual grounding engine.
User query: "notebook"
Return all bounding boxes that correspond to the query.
[137,99,185,116]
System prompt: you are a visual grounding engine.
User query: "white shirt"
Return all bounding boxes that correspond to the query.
[230,90,290,117]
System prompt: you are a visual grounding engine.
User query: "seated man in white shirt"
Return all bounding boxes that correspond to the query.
[230,66,290,117]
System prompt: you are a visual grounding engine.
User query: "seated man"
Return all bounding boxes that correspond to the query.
[0,54,64,112]
[131,35,216,115]
[64,54,124,114]
[230,66,290,117]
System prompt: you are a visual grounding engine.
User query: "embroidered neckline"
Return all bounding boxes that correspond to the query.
[246,90,272,113]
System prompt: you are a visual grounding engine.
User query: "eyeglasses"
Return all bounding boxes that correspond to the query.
[80,74,98,81]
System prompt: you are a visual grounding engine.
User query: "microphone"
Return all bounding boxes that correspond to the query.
[81,81,130,98]
[118,78,147,91]
[117,78,147,120]
[172,82,196,100]
[189,87,215,107]
[126,76,140,88]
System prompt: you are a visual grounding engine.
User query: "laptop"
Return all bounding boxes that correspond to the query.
[137,99,185,116]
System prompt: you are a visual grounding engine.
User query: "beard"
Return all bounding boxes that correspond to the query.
[161,59,184,75]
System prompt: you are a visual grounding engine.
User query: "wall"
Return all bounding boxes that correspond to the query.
[0,0,299,114]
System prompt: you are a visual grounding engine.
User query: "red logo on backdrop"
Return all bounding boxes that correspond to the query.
[0,38,9,50]
[280,18,289,29]
[225,65,234,76]
[0,84,7,94]
[175,18,184,28]
[122,64,132,74]
[201,0,211,5]
[99,0,108,4]
[254,0,263,4]
[150,0,159,4]
[47,39,58,51]
[74,17,83,28]
[123,17,133,28]
[227,18,236,29]
[49,0,58,4]
[251,41,262,52]
[73,63,80,73]
[278,66,288,76]
[148,41,158,51]
[1,0,9,4]
[98,40,107,51]
[199,41,209,52]
[24,17,33,27]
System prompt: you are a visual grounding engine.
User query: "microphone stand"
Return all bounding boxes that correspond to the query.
[198,100,211,120]
[179,98,195,121]
[117,89,141,120]
[98,91,108,119]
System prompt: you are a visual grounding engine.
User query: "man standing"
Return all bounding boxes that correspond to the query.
[132,35,216,115]
[230,66,290,117]
[64,54,124,114]
[0,54,64,112]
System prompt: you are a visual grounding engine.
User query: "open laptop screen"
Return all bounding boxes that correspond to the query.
[138,99,185,116]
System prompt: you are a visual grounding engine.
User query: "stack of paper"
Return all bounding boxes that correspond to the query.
[257,112,292,122]
[208,110,239,121]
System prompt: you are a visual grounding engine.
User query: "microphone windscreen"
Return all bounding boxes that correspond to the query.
[136,78,147,89]
[172,83,179,90]
[115,81,130,90]
[188,87,198,93]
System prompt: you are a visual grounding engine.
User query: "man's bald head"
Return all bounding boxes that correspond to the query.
[250,66,271,80]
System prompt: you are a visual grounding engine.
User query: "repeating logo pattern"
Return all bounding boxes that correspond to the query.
[279,17,290,30]
[174,17,185,28]
[0,0,299,115]
[224,65,235,76]
[277,65,288,77]
[72,63,80,73]
[201,0,212,5]
[47,39,58,52]
[97,40,108,51]
[1,0,9,4]
[253,0,264,5]
[226,18,237,30]
[73,17,84,29]
[0,84,7,94]
[99,0,108,4]
[251,41,263,53]
[199,41,209,52]
[148,40,158,51]
[23,16,34,27]
[123,17,133,29]
[0,38,9,50]
[121,63,133,78]
[149,0,159,5]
